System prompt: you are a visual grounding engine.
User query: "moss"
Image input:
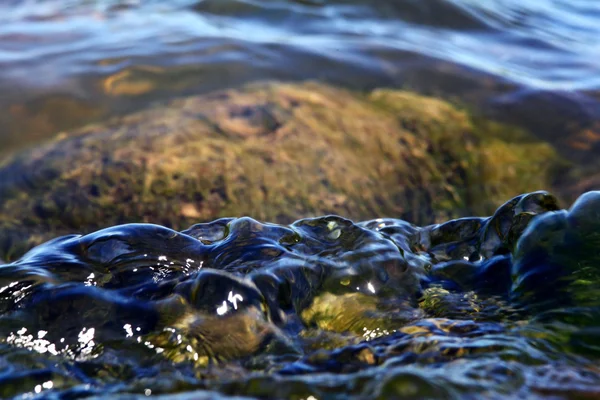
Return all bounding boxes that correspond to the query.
[300,292,419,340]
[300,292,382,335]
[0,81,568,261]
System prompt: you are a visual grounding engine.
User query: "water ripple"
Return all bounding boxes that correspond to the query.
[1,191,600,397]
[0,0,599,90]
[1,0,600,158]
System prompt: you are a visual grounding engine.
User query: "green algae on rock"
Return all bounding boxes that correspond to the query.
[0,81,566,261]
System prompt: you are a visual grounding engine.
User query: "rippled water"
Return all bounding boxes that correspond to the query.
[2,0,599,89]
[1,0,600,158]
[2,2,600,399]
[2,190,600,399]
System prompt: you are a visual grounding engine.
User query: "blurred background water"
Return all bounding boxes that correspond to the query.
[1,0,599,162]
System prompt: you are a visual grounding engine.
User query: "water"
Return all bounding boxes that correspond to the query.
[2,0,599,89]
[1,0,600,159]
[2,190,600,399]
[2,1,600,398]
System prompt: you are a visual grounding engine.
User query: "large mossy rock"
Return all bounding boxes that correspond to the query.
[0,81,566,260]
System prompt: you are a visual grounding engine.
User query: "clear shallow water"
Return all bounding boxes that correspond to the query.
[2,190,600,399]
[1,0,600,158]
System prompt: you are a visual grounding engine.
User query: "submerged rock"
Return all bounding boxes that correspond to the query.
[0,81,567,261]
[512,191,600,312]
[1,191,600,398]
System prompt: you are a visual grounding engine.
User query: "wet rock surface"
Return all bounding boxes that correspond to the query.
[0,81,568,261]
[1,191,600,399]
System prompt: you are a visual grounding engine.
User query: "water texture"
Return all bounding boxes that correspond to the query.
[1,0,600,156]
[1,0,599,90]
[1,2,600,399]
[1,190,600,398]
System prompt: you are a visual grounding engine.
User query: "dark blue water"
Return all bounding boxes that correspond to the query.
[1,0,600,157]
[2,190,600,399]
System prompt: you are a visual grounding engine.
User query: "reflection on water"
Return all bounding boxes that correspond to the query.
[0,0,599,159]
[0,191,600,398]
[2,0,599,89]
[0,3,600,397]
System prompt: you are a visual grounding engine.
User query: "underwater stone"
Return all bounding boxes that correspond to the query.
[0,82,568,261]
[511,191,600,312]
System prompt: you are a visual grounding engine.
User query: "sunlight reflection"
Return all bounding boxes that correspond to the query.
[0,281,18,293]
[216,291,244,315]
[123,323,134,337]
[7,327,59,356]
[34,381,54,393]
[12,284,32,303]
[228,291,243,309]
[367,282,376,293]
[85,272,97,286]
[216,301,228,316]
[77,327,96,359]
[362,326,396,341]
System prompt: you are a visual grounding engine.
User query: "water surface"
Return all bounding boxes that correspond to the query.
[1,0,599,159]
[2,191,600,399]
[1,2,600,399]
